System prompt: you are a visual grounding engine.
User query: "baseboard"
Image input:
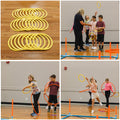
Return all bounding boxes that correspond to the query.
[61,101,119,105]
[61,42,119,44]
[1,102,59,106]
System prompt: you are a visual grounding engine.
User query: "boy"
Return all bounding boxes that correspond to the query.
[96,15,105,51]
[44,74,59,113]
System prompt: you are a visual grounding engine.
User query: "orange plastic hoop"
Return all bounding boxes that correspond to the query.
[44,83,59,106]
[31,93,40,116]
[98,108,115,112]
[101,82,116,97]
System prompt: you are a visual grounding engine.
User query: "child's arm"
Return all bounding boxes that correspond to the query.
[86,84,90,88]
[80,21,91,26]
[70,26,73,33]
[86,77,91,86]
[110,83,114,93]
[22,83,32,91]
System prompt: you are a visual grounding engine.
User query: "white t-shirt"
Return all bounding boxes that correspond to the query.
[31,81,41,94]
[89,21,97,32]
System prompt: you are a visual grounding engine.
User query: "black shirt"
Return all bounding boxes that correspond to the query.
[73,13,84,31]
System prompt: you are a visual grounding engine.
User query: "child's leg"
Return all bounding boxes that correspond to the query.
[48,95,52,112]
[92,37,94,46]
[92,99,95,110]
[96,97,102,106]
[33,92,40,114]
[102,42,104,49]
[95,35,97,47]
[54,95,57,112]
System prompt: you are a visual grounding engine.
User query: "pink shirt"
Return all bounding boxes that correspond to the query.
[104,83,113,92]
[89,21,97,32]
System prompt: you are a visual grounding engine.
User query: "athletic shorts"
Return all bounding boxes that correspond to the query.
[97,34,104,42]
[92,92,99,99]
[49,95,57,104]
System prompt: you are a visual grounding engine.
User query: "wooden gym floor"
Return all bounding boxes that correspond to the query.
[61,44,119,60]
[61,103,119,119]
[1,1,60,60]
[1,105,59,119]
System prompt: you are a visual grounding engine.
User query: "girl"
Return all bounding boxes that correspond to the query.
[89,16,97,50]
[22,75,41,117]
[102,78,114,108]
[84,15,90,46]
[86,77,102,113]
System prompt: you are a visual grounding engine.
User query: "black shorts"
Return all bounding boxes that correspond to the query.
[97,34,104,42]
[49,95,57,104]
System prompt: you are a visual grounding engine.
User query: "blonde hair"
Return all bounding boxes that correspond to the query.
[78,9,84,16]
[28,75,36,83]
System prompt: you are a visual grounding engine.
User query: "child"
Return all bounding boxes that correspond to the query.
[22,75,41,117]
[89,16,97,50]
[102,78,114,108]
[86,77,102,113]
[96,15,105,51]
[44,74,59,113]
[86,81,92,106]
[84,15,90,46]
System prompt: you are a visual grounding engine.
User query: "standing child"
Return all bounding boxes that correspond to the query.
[84,15,90,46]
[89,16,97,50]
[96,15,105,51]
[22,75,41,117]
[44,74,59,113]
[86,77,102,113]
[102,78,114,108]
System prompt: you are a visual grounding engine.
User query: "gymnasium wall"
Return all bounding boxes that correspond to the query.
[61,61,119,103]
[1,61,59,105]
[61,1,119,43]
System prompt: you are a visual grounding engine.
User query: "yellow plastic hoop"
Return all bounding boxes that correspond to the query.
[22,87,31,94]
[10,18,49,31]
[97,1,101,9]
[89,32,96,41]
[78,74,85,82]
[8,33,53,51]
[12,8,48,19]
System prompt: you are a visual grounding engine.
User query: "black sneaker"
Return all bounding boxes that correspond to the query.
[80,48,86,51]
[47,109,50,112]
[54,107,57,113]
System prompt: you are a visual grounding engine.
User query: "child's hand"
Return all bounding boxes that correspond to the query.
[86,77,89,81]
[95,11,98,16]
[44,92,46,95]
[22,88,25,91]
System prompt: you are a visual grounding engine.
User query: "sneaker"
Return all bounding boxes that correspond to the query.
[74,49,82,52]
[47,109,50,112]
[85,44,90,47]
[100,102,103,106]
[91,46,94,50]
[31,113,34,116]
[88,104,92,106]
[91,110,94,114]
[93,47,97,49]
[54,110,56,113]
[80,48,86,51]
[31,113,37,117]
[101,49,104,52]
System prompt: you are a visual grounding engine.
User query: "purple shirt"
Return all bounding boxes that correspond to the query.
[96,21,105,34]
[49,81,59,95]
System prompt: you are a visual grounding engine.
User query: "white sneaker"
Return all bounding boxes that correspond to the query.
[91,110,94,113]
[93,47,97,49]
[100,102,103,106]
[91,46,94,49]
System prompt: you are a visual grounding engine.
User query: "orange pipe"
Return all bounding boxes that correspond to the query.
[108,105,110,119]
[109,42,111,59]
[11,99,13,118]
[99,51,101,59]
[96,115,99,119]
[115,106,117,115]
[69,99,71,113]
[65,37,67,54]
